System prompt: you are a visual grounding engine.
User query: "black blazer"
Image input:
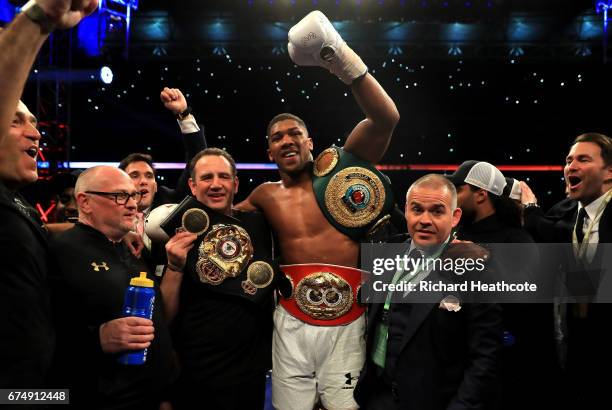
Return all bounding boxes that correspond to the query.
[150,128,207,209]
[0,184,55,388]
[355,239,502,410]
[523,197,612,244]
[560,198,612,408]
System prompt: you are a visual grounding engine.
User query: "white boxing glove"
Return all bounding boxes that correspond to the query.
[144,203,178,243]
[288,10,367,85]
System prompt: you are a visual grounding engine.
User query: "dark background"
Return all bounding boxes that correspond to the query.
[6,0,610,210]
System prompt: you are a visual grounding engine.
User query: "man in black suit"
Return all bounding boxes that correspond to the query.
[521,133,612,409]
[119,87,206,273]
[355,174,502,410]
[522,133,612,245]
[0,0,97,391]
[448,161,560,409]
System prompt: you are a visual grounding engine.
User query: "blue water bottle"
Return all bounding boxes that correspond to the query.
[117,272,155,365]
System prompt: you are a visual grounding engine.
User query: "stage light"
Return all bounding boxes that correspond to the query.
[448,45,462,56]
[388,45,403,55]
[213,46,227,56]
[272,45,286,55]
[575,45,592,57]
[99,66,113,84]
[508,47,524,57]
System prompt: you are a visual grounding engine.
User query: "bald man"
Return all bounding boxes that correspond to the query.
[48,166,176,409]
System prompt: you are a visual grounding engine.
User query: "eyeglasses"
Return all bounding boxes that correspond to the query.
[85,191,142,205]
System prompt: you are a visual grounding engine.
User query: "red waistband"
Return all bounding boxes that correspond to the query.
[279,263,367,326]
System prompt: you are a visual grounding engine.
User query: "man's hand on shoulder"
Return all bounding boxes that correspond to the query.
[446,239,490,261]
[124,231,144,259]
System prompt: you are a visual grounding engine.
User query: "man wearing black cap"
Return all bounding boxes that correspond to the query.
[447,160,559,410]
[447,160,527,243]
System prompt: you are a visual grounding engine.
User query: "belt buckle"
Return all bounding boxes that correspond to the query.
[294,271,354,320]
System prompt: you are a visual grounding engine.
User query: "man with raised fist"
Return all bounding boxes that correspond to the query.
[0,0,98,390]
[237,10,400,410]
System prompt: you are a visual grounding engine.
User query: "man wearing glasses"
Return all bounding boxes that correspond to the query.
[48,166,176,408]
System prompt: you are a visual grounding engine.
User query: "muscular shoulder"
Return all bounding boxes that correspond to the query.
[255,181,282,193]
[250,181,282,203]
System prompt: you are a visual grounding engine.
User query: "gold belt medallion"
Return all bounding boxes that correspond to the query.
[241,261,274,295]
[196,224,253,285]
[325,166,386,228]
[313,147,339,177]
[295,272,353,320]
[182,208,210,235]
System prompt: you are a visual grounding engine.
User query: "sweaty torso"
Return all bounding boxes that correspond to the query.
[251,179,359,267]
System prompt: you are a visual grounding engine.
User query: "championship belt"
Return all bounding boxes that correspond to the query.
[161,196,279,304]
[279,264,367,326]
[312,146,394,241]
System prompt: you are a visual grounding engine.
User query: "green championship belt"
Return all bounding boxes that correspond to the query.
[312,146,394,241]
[162,196,281,305]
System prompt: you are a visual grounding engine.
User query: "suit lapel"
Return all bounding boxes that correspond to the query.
[396,268,446,355]
[599,201,612,243]
[396,301,437,354]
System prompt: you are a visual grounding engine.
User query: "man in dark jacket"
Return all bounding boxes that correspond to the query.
[520,133,612,409]
[0,0,97,392]
[49,166,176,409]
[447,161,560,409]
[355,174,502,410]
[119,87,207,274]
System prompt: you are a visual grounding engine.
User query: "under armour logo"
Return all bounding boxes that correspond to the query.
[345,372,359,385]
[91,262,109,272]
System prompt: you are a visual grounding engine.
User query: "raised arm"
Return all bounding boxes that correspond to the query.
[160,87,208,201]
[0,0,98,142]
[343,73,399,164]
[286,10,399,165]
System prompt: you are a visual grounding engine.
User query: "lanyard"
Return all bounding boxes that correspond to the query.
[572,189,612,260]
[372,240,448,370]
[382,241,447,312]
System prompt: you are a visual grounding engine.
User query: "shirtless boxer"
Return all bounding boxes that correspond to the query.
[237,10,399,410]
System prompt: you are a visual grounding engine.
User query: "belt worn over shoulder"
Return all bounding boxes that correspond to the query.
[279,263,367,326]
[312,146,394,241]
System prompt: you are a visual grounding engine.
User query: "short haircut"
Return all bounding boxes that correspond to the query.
[266,113,307,138]
[74,166,108,195]
[407,174,458,210]
[118,153,155,174]
[573,133,612,167]
[189,148,237,179]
